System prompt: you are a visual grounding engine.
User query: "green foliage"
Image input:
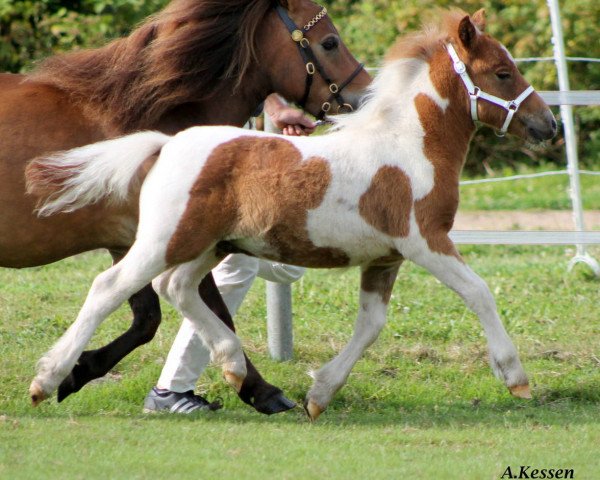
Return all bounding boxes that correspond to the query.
[323,0,599,173]
[0,0,598,172]
[0,0,166,72]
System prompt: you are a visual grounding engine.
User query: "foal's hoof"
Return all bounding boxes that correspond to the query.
[303,399,324,422]
[254,392,296,415]
[509,384,532,399]
[224,371,244,393]
[29,381,46,407]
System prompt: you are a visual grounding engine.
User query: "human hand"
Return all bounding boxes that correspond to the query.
[265,94,316,136]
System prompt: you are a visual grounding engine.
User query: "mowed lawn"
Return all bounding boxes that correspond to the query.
[0,243,598,479]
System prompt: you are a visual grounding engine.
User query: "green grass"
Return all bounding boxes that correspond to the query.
[459,166,600,211]
[1,246,599,478]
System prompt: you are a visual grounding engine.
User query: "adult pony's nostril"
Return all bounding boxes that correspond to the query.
[551,117,557,133]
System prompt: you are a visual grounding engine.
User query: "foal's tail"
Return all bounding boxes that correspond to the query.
[26,131,171,216]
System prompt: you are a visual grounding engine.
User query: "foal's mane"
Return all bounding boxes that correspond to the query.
[32,0,284,130]
[332,8,466,131]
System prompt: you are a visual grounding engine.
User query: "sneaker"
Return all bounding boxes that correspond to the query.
[143,387,222,414]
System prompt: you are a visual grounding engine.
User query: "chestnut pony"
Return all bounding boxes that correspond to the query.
[1,0,370,413]
[27,9,556,418]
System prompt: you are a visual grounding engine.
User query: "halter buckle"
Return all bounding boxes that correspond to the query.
[299,38,310,48]
[453,60,466,75]
[337,103,354,113]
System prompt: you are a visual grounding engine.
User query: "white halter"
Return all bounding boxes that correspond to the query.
[446,43,535,137]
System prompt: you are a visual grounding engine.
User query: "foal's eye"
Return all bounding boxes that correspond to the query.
[496,72,511,80]
[321,37,339,51]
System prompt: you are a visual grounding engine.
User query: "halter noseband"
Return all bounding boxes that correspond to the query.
[446,43,534,137]
[276,6,365,120]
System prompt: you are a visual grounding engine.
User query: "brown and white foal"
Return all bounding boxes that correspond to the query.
[27,9,556,420]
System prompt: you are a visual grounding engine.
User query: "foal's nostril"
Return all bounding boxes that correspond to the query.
[551,118,557,132]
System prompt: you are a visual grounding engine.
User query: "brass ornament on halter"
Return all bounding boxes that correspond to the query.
[291,29,304,42]
[306,62,316,75]
[321,102,331,112]
[329,83,339,94]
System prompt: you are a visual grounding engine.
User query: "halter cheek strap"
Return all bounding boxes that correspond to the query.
[446,43,535,137]
[276,6,365,119]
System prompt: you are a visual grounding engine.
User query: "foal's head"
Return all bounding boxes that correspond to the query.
[442,9,556,142]
[260,0,371,118]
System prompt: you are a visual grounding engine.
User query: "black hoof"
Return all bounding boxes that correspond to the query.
[253,391,296,415]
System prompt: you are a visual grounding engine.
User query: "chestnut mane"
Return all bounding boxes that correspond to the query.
[32,0,284,130]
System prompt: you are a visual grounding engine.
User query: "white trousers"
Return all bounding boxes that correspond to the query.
[157,254,305,392]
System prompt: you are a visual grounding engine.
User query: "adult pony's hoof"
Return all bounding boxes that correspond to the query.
[509,384,532,399]
[254,391,296,415]
[303,399,324,422]
[29,380,46,407]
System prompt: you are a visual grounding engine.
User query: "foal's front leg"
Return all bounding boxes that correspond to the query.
[405,237,530,398]
[305,263,401,421]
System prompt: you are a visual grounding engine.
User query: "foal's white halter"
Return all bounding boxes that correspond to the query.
[446,43,535,137]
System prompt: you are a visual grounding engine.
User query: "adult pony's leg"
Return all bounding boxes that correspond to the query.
[406,238,530,398]
[198,273,296,414]
[30,246,168,404]
[304,263,401,421]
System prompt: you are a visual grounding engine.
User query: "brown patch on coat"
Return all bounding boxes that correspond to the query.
[358,166,412,237]
[165,136,350,267]
[360,263,401,304]
[412,49,475,259]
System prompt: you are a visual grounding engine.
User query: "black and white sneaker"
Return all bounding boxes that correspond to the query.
[143,387,222,414]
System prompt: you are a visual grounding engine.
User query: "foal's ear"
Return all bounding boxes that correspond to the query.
[458,15,478,49]
[472,9,487,32]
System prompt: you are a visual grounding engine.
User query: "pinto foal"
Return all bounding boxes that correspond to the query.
[27,9,556,419]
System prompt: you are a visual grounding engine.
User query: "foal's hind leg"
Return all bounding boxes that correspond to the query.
[152,254,247,392]
[405,238,530,398]
[30,247,167,405]
[305,263,400,421]
[57,249,162,401]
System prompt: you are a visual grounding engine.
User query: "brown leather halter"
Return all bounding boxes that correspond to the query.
[276,5,365,120]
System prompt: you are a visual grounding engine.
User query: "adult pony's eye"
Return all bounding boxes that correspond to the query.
[495,71,511,80]
[321,36,339,51]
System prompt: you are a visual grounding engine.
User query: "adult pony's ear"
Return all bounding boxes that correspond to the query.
[471,9,487,32]
[458,15,478,49]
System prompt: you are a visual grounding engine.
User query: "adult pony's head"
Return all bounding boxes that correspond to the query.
[374,8,556,143]
[32,0,370,132]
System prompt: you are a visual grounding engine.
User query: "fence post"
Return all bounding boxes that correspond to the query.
[547,0,600,276]
[263,113,295,360]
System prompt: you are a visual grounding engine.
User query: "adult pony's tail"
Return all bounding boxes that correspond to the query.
[26,131,171,216]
